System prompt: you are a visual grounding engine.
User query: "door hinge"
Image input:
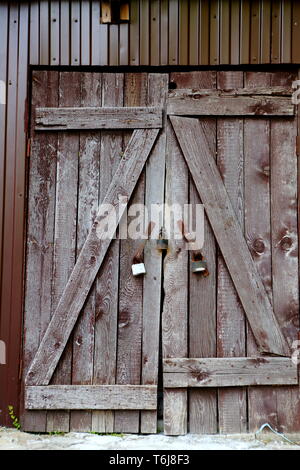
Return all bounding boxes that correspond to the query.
[296,136,300,157]
[26,137,32,158]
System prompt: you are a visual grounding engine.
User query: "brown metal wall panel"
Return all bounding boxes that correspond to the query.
[230,0,240,64]
[282,0,292,63]
[39,0,49,65]
[292,0,300,63]
[71,1,80,66]
[271,0,281,64]
[81,1,91,65]
[250,0,261,64]
[179,0,189,65]
[1,0,300,429]
[50,1,60,66]
[210,0,219,65]
[240,0,251,64]
[189,0,199,66]
[219,0,230,65]
[169,0,179,65]
[60,0,70,65]
[260,0,271,63]
[29,1,39,65]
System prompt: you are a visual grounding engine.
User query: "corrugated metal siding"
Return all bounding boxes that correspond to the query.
[25,0,300,67]
[0,0,300,427]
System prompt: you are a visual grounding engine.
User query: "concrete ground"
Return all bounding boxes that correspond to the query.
[1,427,300,450]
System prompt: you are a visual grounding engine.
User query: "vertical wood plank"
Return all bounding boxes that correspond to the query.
[171,72,218,434]
[169,0,179,65]
[60,0,70,65]
[270,71,299,433]
[163,118,188,436]
[47,72,80,432]
[244,71,277,432]
[50,1,59,65]
[23,71,58,432]
[39,0,49,65]
[71,1,80,65]
[210,0,219,65]
[114,73,148,433]
[92,73,123,433]
[81,0,91,65]
[29,1,39,65]
[70,73,101,432]
[162,71,190,436]
[140,73,168,434]
[217,71,247,434]
[189,0,199,66]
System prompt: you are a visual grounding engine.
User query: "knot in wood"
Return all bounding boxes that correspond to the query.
[280,236,293,251]
[253,238,265,254]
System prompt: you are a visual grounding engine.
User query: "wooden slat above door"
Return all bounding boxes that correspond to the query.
[35,106,163,130]
[167,93,294,116]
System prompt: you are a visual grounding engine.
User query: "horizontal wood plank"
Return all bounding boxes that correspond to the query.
[163,358,297,387]
[35,106,163,130]
[171,116,290,357]
[25,385,157,410]
[168,86,293,97]
[25,129,159,386]
[167,93,294,116]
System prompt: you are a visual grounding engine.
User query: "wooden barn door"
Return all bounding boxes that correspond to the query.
[162,71,300,435]
[23,70,300,435]
[23,71,167,434]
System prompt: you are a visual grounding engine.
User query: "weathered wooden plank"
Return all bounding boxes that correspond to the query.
[140,73,168,434]
[92,73,123,433]
[168,86,293,97]
[162,117,188,436]
[244,71,277,433]
[114,73,148,434]
[217,71,247,433]
[70,73,102,432]
[270,71,300,433]
[171,72,218,435]
[163,358,297,387]
[22,71,58,432]
[26,385,157,410]
[171,116,290,357]
[35,107,163,130]
[167,95,294,116]
[26,128,159,387]
[47,72,80,433]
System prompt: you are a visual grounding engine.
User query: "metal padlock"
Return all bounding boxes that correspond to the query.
[132,261,146,276]
[191,252,209,276]
[191,259,207,273]
[157,228,168,250]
